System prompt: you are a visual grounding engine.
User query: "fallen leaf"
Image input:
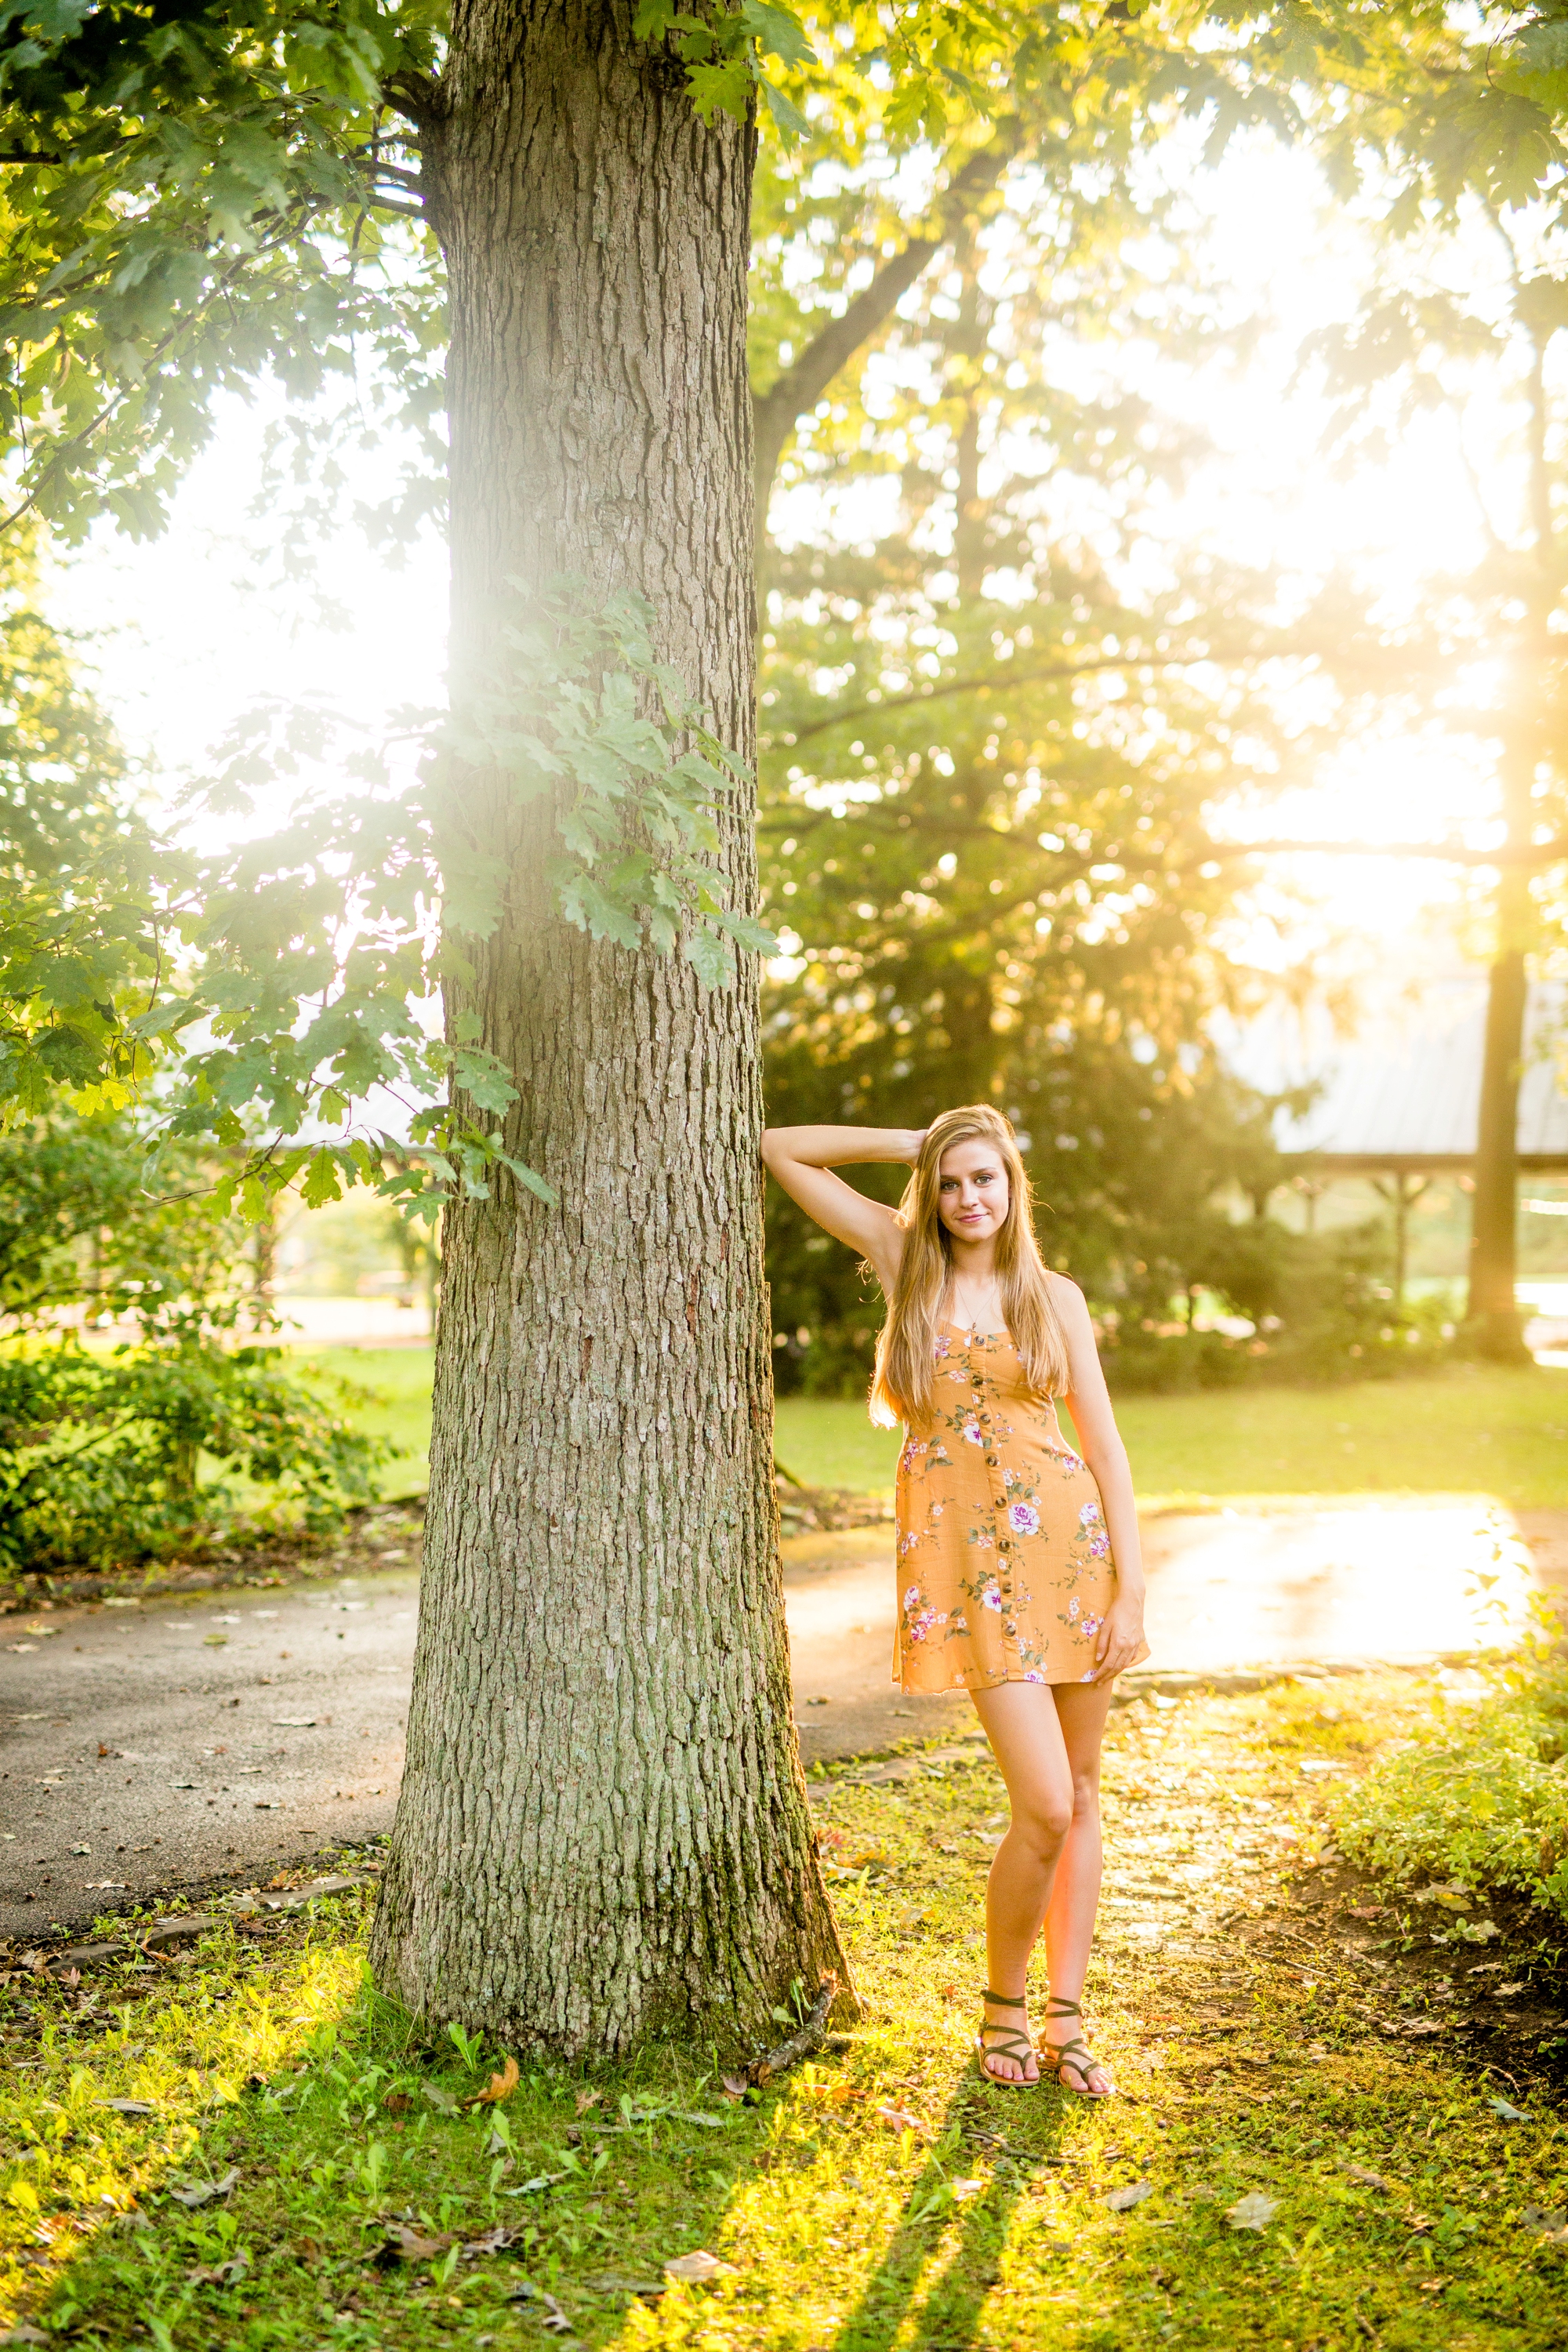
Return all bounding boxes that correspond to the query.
[719,2075,749,2100]
[187,2254,250,2285]
[461,2226,518,2259]
[1405,2208,1432,2234]
[421,2083,459,2115]
[167,2166,239,2209]
[874,2105,926,2135]
[1225,2192,1279,2232]
[663,2249,737,2285]
[70,1842,90,1857]
[1522,2205,1568,2242]
[951,2176,985,2201]
[1106,2181,1155,2212]
[1489,2095,1530,2122]
[100,2098,157,2116]
[1344,2165,1391,2191]
[575,2088,602,2114]
[803,2082,863,2107]
[1495,1983,1526,1998]
[372,2223,452,2268]
[381,2092,412,2113]
[1404,2020,1445,2037]
[202,1635,227,1646]
[585,2273,667,2299]
[499,2172,569,2196]
[271,1717,316,1728]
[1,2325,50,2346]
[467,2053,520,2108]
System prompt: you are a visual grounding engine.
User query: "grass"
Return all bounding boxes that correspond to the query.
[296,1355,1568,1512]
[6,1675,1568,2349]
[288,1352,436,1501]
[779,1367,1568,1509]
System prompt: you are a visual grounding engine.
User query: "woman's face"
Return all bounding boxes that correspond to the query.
[935,1137,1011,1246]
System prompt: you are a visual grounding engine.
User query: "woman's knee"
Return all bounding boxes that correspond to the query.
[1012,1784,1073,1851]
[1069,1762,1102,1825]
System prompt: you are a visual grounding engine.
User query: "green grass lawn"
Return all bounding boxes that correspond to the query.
[289,1350,437,1501]
[296,1351,1568,1512]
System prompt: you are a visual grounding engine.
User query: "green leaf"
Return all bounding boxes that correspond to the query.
[685,925,735,990]
[760,74,810,145]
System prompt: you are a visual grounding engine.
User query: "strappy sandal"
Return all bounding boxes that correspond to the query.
[975,1987,1039,2089]
[1037,1994,1112,2098]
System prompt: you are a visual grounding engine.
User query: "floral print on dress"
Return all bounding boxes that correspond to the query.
[891,1320,1149,1694]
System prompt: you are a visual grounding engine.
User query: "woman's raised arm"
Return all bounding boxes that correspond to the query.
[760,1124,922,1293]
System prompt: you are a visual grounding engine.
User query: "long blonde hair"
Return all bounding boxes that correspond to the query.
[869,1105,1070,1428]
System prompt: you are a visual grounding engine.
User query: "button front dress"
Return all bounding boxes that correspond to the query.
[892,1323,1147,1692]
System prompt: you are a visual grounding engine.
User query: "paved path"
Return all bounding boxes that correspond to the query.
[2,1498,1559,1940]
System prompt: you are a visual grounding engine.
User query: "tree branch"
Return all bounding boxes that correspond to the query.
[1213,835,1568,869]
[752,127,1021,548]
[764,642,1283,750]
[381,69,442,128]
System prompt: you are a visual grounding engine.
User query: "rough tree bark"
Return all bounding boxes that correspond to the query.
[368,0,850,2054]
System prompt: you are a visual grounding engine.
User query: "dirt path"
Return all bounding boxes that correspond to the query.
[3,1498,1559,1941]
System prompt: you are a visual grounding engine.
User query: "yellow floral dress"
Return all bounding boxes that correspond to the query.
[891,1322,1146,1693]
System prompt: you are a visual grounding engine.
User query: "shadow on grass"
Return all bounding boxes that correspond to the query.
[829,2075,1065,2352]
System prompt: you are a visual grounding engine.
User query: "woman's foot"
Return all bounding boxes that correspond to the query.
[1038,1994,1112,2097]
[976,1987,1040,2087]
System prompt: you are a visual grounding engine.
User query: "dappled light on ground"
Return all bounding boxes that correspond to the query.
[7,1675,1568,2348]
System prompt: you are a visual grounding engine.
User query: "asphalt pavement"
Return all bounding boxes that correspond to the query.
[3,1496,1562,1941]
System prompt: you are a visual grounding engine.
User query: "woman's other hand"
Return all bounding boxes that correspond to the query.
[1091,1595,1146,1685]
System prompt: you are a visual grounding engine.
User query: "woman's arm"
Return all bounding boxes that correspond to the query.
[1051,1276,1146,1686]
[760,1124,923,1292]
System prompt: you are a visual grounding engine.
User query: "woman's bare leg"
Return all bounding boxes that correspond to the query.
[1039,1679,1116,2093]
[967,1680,1075,2085]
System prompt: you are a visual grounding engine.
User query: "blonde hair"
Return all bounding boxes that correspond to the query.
[869,1105,1070,1428]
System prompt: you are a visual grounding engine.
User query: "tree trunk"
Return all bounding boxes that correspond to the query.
[1465,938,1530,1360]
[369,0,850,2056]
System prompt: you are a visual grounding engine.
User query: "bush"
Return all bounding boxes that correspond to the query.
[0,1337,388,1580]
[1329,1626,1568,1927]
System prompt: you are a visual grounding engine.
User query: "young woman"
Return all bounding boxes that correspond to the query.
[761,1105,1149,2093]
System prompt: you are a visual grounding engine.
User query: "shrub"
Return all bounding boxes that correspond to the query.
[1329,1628,1568,1926]
[0,1337,388,1580]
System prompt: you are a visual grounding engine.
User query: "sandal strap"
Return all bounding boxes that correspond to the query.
[981,1987,1027,2008]
[978,2022,1036,2059]
[1044,2033,1109,2089]
[1043,1995,1082,2019]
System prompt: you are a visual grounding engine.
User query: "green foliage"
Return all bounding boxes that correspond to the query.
[1331,1626,1568,1929]
[0,1333,387,1577]
[753,140,1370,1388]
[0,1110,247,1332]
[441,582,774,984]
[0,572,771,1217]
[0,1112,387,1578]
[0,525,172,1122]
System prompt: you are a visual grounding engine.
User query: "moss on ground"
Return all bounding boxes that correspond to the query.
[4,1671,1568,2350]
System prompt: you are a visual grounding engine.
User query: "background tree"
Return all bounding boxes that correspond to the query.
[751,164,1332,1385]
[1305,212,1568,1362]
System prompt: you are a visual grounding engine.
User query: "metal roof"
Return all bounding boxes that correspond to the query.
[1269,980,1568,1170]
